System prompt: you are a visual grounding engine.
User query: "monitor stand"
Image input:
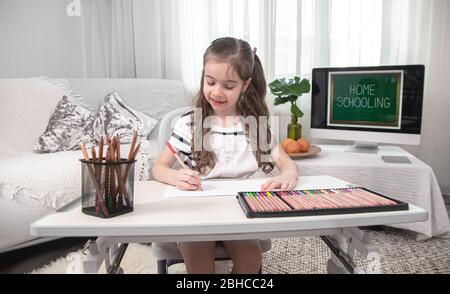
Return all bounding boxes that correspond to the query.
[345,142,379,154]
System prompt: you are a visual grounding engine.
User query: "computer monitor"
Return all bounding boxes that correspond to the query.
[310,65,425,153]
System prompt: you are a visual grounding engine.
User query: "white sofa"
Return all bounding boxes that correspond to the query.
[0,78,190,253]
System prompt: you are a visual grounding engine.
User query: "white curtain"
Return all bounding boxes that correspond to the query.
[380,0,450,195]
[80,0,450,194]
[81,0,136,77]
[131,0,278,94]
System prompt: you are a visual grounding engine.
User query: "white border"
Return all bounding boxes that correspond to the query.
[327,70,404,130]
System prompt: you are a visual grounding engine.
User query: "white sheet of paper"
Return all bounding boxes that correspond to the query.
[162,176,353,198]
[163,178,268,198]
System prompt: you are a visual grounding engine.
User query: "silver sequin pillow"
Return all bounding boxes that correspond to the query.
[34,96,96,152]
[92,92,158,143]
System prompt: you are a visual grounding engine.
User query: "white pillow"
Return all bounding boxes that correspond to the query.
[36,76,85,105]
[0,79,65,156]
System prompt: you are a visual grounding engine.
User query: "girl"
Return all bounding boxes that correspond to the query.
[152,37,299,274]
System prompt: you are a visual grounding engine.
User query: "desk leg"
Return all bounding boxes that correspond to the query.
[82,238,104,273]
[322,227,381,274]
[82,237,127,274]
[107,243,128,274]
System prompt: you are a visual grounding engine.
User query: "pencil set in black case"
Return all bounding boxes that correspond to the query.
[236,187,409,218]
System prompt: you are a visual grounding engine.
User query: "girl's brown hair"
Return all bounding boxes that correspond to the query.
[191,37,274,174]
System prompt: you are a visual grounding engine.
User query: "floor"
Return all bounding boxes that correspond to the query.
[1,196,449,274]
[0,237,90,274]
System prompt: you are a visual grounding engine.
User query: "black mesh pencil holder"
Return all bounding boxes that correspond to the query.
[80,159,136,218]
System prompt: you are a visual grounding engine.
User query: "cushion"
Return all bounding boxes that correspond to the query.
[34,96,96,152]
[37,76,85,105]
[67,79,191,139]
[35,91,158,152]
[67,79,190,121]
[0,79,65,156]
[92,92,158,144]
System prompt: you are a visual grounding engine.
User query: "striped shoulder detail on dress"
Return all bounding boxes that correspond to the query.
[171,132,191,145]
[179,149,192,156]
[181,110,194,117]
[168,112,193,155]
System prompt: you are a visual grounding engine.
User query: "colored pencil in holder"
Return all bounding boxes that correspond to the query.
[98,134,104,162]
[80,143,109,217]
[128,131,138,161]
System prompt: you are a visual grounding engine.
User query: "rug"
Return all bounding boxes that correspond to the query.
[30,227,450,274]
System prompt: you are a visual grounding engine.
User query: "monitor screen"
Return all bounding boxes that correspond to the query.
[311,65,425,145]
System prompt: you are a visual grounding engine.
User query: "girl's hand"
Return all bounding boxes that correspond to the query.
[175,168,202,191]
[260,175,297,191]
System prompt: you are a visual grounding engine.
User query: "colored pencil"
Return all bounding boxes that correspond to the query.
[166,142,203,191]
[98,135,104,162]
[128,131,138,161]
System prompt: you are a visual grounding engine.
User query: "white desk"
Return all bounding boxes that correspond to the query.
[31,175,427,274]
[294,145,450,240]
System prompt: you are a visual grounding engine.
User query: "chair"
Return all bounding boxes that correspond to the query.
[157,106,191,155]
[151,240,272,274]
[153,108,271,274]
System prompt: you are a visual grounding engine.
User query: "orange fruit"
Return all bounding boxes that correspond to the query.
[282,138,300,154]
[281,138,294,150]
[297,138,310,153]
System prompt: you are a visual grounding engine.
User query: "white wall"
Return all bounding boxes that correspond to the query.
[0,0,84,78]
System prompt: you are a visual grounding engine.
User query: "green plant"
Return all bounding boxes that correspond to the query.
[268,76,311,121]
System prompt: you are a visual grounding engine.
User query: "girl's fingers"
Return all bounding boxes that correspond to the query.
[287,182,295,191]
[262,178,296,191]
[261,181,273,191]
[193,176,201,186]
[179,169,201,186]
[266,182,280,191]
[180,169,195,176]
[186,183,199,190]
[195,175,202,186]
[177,181,199,191]
[180,173,199,185]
